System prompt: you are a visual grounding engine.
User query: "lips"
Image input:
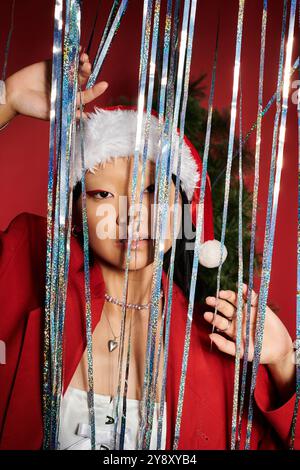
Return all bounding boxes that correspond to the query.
[119,237,148,242]
[118,235,150,243]
[116,237,150,248]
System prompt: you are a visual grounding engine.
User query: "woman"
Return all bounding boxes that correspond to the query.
[0,52,298,450]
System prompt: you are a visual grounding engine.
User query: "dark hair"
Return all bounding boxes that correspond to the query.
[73,174,205,303]
[162,174,205,303]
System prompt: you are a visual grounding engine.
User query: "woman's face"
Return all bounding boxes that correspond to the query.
[75,155,182,271]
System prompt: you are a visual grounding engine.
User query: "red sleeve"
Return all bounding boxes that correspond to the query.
[0,212,46,433]
[192,302,298,450]
[254,363,299,449]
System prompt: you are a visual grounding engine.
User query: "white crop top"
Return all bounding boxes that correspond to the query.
[58,387,167,450]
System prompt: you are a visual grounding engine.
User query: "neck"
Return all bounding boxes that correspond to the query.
[97,259,155,307]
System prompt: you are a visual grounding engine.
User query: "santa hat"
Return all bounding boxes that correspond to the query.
[74,105,227,268]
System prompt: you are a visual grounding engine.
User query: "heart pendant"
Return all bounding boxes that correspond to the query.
[108,340,118,352]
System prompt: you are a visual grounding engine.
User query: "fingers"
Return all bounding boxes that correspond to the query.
[77,50,109,103]
[79,52,92,86]
[205,285,259,360]
[205,287,258,340]
[79,51,88,64]
[205,296,236,319]
[79,62,92,85]
[209,333,241,357]
[207,284,259,311]
[204,311,235,337]
[203,309,253,342]
[241,283,259,307]
[76,81,109,107]
[215,287,245,307]
[209,333,254,360]
[206,283,258,315]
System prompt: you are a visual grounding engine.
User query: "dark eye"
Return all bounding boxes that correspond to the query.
[87,190,113,200]
[95,191,113,199]
[144,184,155,194]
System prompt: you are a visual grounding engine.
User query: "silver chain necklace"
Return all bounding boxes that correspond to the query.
[104,291,164,352]
[104,291,163,311]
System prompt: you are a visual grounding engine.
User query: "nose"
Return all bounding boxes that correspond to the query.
[116,195,129,239]
[117,195,129,224]
[116,195,146,238]
[116,159,148,235]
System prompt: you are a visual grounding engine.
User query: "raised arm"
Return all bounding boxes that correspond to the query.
[0,52,108,128]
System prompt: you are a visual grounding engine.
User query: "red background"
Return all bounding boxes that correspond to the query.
[0,0,298,335]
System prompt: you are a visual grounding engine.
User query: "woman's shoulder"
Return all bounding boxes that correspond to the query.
[1,212,47,247]
[2,212,47,234]
[0,212,47,275]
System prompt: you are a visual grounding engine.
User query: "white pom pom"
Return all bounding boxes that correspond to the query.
[199,239,228,268]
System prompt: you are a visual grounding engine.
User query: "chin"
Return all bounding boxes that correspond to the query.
[92,240,155,269]
[94,253,154,271]
[119,253,154,271]
[124,261,153,271]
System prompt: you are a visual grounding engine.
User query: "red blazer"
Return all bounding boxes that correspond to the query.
[0,213,298,450]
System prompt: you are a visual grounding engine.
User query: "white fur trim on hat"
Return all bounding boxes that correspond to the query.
[74,108,199,201]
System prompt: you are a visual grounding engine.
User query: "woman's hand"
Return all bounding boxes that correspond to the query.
[204,283,295,401]
[0,51,108,127]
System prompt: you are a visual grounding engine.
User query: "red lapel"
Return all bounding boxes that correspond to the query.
[63,235,106,393]
[63,237,183,450]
